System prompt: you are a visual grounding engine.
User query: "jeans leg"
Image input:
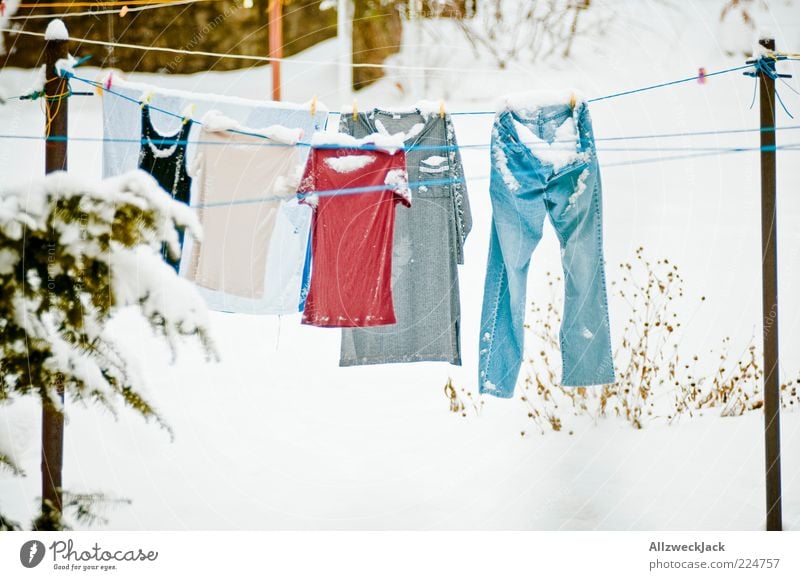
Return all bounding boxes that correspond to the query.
[546,160,615,386]
[479,177,546,398]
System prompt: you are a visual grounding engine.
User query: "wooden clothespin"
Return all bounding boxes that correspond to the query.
[310,95,317,117]
[183,103,195,125]
[352,98,358,122]
[119,5,129,17]
[93,73,105,96]
[140,92,152,109]
[569,92,577,110]
[439,99,446,119]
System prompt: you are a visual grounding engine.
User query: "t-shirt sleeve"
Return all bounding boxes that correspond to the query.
[385,152,411,208]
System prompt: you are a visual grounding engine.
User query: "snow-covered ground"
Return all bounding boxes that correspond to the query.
[1,0,800,530]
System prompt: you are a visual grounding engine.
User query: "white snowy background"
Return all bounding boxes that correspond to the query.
[1,0,800,529]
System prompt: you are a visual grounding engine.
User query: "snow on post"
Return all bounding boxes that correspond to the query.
[44,19,69,42]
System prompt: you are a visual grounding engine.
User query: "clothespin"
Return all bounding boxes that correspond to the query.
[93,74,104,96]
[183,103,195,125]
[0,2,6,17]
[439,99,446,119]
[119,5,129,17]
[140,91,152,109]
[697,67,707,84]
[569,92,577,110]
[352,98,358,122]
[310,95,317,117]
[104,72,113,91]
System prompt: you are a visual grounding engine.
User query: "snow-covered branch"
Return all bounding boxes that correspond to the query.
[0,169,216,429]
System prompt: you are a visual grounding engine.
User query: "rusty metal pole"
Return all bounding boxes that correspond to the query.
[757,37,782,532]
[268,0,282,101]
[41,20,69,530]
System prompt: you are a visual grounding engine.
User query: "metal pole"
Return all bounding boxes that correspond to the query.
[41,20,69,530]
[757,37,782,532]
[268,0,282,101]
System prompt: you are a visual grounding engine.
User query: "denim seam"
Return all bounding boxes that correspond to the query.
[592,171,615,382]
[563,168,613,385]
[481,248,506,390]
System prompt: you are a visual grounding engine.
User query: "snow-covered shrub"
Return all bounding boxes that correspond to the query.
[0,170,217,525]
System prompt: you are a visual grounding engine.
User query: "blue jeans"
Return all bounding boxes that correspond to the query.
[479,99,615,398]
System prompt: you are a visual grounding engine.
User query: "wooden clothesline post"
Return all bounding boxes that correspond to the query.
[756,37,783,532]
[41,21,69,530]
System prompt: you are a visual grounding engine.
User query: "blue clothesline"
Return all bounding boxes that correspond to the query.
[55,62,758,122]
[59,60,784,150]
[441,63,761,115]
[4,57,796,208]
[3,132,800,153]
[3,60,792,152]
[184,142,800,209]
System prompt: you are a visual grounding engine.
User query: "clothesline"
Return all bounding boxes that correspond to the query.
[3,133,800,154]
[0,27,538,75]
[6,0,217,20]
[179,142,799,209]
[53,66,795,152]
[4,43,795,207]
[15,0,205,7]
[3,26,787,81]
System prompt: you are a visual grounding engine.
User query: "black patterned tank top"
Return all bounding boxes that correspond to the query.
[137,105,192,271]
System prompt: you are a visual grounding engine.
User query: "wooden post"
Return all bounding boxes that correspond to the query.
[268,0,282,101]
[41,19,69,530]
[757,37,782,532]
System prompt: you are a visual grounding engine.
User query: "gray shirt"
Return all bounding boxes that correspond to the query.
[339,108,471,366]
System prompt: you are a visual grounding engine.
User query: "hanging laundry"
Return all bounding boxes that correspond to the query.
[102,76,327,179]
[338,103,472,366]
[479,90,615,398]
[298,132,411,328]
[138,104,192,271]
[105,87,182,180]
[182,111,308,314]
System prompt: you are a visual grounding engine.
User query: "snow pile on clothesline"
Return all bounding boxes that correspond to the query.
[201,110,304,144]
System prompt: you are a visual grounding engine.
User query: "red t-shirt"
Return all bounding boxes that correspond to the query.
[298,145,411,327]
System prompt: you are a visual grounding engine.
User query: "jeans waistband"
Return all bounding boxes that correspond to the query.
[494,101,594,157]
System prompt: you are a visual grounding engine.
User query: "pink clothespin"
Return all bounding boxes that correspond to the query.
[105,72,114,91]
[119,5,129,17]
[697,67,707,84]
[0,2,6,17]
